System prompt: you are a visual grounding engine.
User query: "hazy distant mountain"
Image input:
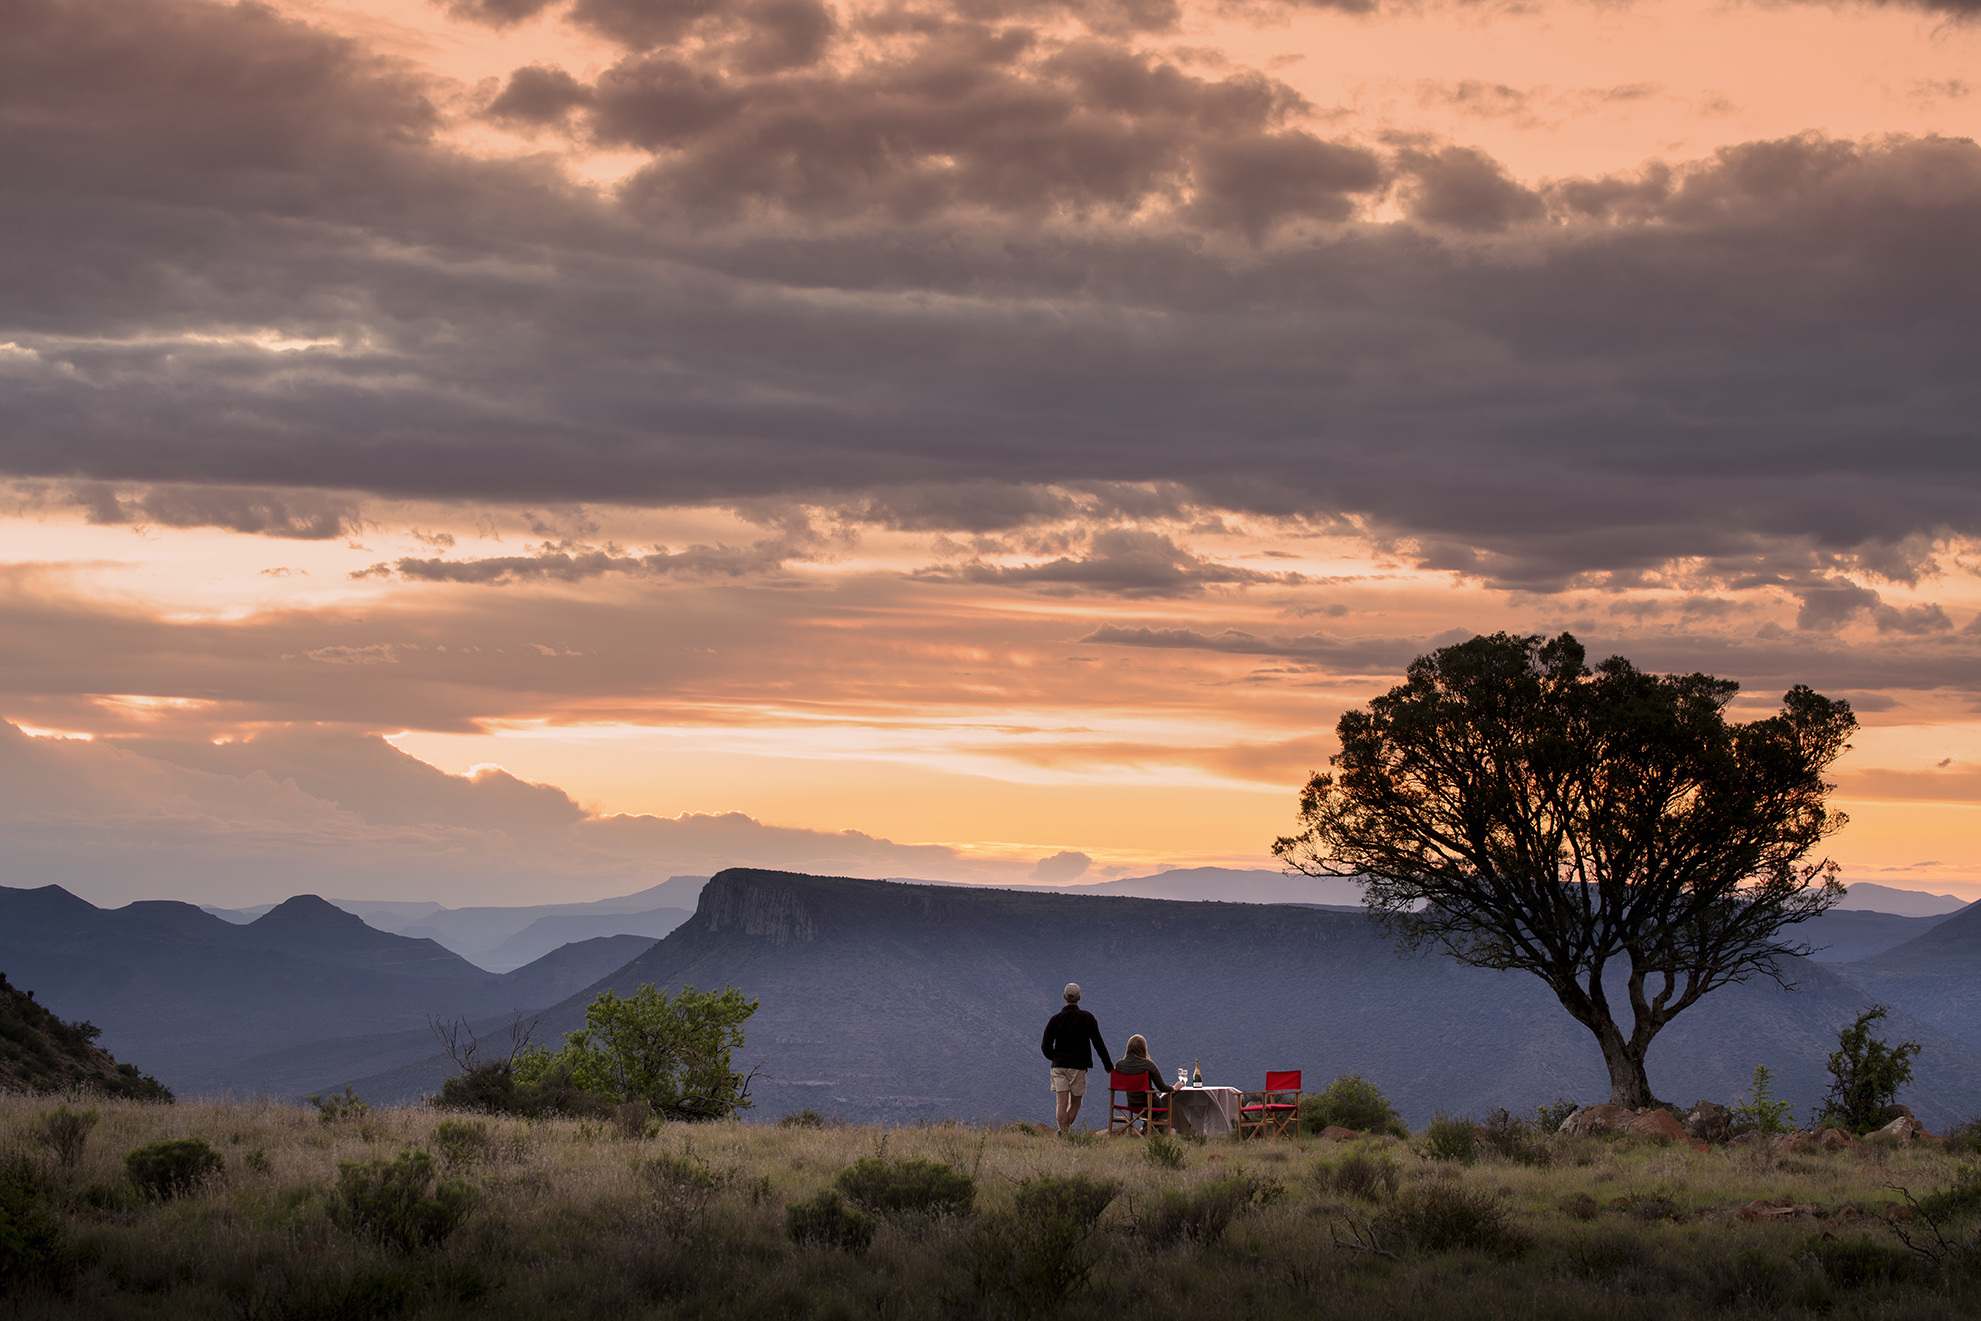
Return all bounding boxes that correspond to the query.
[1833,882,1969,917]
[1837,899,1981,1048]
[1064,867,1370,906]
[1801,909,1949,964]
[0,885,658,1096]
[343,870,1981,1130]
[474,909,691,972]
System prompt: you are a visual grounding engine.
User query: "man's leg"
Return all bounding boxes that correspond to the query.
[1055,1088,1075,1131]
[1064,1093,1083,1128]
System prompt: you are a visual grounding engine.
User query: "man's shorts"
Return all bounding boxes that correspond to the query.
[1049,1067,1088,1096]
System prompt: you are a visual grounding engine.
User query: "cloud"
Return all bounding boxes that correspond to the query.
[0,721,1039,905]
[0,0,1975,595]
[63,483,361,540]
[1032,849,1091,881]
[921,528,1306,598]
[1078,623,1472,670]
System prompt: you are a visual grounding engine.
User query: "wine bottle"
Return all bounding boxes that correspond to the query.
[1192,1058,1202,1087]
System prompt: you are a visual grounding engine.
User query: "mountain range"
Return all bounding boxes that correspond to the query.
[338,869,1981,1131]
[0,885,657,1096]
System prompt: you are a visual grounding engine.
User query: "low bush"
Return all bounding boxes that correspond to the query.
[1,1153,81,1289]
[779,1108,827,1129]
[970,1176,1121,1317]
[34,1105,99,1170]
[1298,1075,1408,1138]
[125,1139,224,1201]
[1912,1162,1981,1225]
[1421,1113,1477,1164]
[1141,1170,1285,1247]
[308,1086,371,1124]
[1804,1234,1911,1288]
[1143,1131,1185,1169]
[1940,1116,1981,1156]
[834,1156,975,1218]
[786,1189,873,1252]
[1376,1179,1527,1258]
[1312,1148,1399,1200]
[612,1099,654,1140]
[327,1148,475,1251]
[1532,1097,1579,1135]
[431,1059,614,1120]
[430,1119,491,1170]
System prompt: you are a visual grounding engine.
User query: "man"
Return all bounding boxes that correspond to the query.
[1040,982,1113,1133]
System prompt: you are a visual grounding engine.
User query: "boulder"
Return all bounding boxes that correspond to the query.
[1560,1104,1629,1137]
[1684,1101,1732,1144]
[1815,1128,1859,1152]
[1318,1126,1361,1142]
[1623,1109,1688,1143]
[1872,1115,1931,1143]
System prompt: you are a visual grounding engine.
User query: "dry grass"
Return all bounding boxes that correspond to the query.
[4,1091,1980,1319]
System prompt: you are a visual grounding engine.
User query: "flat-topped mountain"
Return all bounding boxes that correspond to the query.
[345,869,1981,1130]
[0,885,659,1096]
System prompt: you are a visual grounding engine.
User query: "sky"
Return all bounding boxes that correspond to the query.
[1,0,1978,908]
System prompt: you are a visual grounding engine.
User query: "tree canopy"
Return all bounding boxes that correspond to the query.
[1273,632,1857,1109]
[514,983,759,1121]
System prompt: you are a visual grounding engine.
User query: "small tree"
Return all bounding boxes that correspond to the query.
[1274,632,1856,1110]
[1819,1005,1921,1132]
[514,983,759,1121]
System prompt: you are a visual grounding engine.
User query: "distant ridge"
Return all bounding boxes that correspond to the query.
[344,869,1981,1130]
[1838,898,1981,1048]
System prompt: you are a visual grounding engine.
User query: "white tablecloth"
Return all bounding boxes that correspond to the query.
[1167,1086,1241,1137]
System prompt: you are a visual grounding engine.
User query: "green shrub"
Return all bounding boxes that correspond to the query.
[613,1099,655,1140]
[1376,1180,1527,1258]
[512,983,759,1122]
[1700,1246,1786,1307]
[1732,1065,1796,1136]
[1943,1117,1981,1157]
[1422,1113,1477,1163]
[644,1151,724,1193]
[1532,1097,1579,1134]
[835,1157,975,1218]
[1312,1148,1399,1200]
[1143,1131,1185,1169]
[308,1086,371,1124]
[1,1153,80,1289]
[34,1104,100,1170]
[1298,1075,1408,1137]
[1913,1162,1981,1225]
[970,1176,1121,1317]
[1805,1234,1911,1288]
[779,1108,827,1129]
[1141,1170,1285,1247]
[787,1189,873,1251]
[125,1138,224,1200]
[327,1148,475,1251]
[431,1119,492,1170]
[1817,1006,1922,1133]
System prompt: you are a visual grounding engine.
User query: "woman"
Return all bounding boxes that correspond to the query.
[1112,1034,1173,1132]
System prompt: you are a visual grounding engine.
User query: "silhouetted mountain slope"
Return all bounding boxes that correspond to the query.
[0,886,659,1095]
[1801,909,1948,964]
[1832,883,1968,917]
[0,971,171,1099]
[347,870,1981,1130]
[1838,900,1981,1048]
[365,877,709,963]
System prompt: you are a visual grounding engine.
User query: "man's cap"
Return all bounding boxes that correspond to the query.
[1063,982,1081,1000]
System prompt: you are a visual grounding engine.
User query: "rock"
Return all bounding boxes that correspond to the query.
[1560,1104,1629,1137]
[1873,1115,1930,1143]
[1815,1128,1859,1151]
[1886,1204,1914,1223]
[1684,1101,1732,1144]
[1874,1103,1919,1127]
[1318,1126,1360,1142]
[1731,1131,1768,1149]
[1771,1133,1812,1154]
[1624,1109,1688,1143]
[1690,1140,1710,1154]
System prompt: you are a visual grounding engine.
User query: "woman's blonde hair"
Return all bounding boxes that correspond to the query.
[1125,1034,1148,1059]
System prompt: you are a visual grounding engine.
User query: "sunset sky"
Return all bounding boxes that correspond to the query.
[2,0,1978,907]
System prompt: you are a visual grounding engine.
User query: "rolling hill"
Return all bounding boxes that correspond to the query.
[1837,899,1981,1049]
[343,869,1981,1131]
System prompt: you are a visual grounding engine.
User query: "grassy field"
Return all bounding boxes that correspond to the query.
[4,1092,1980,1319]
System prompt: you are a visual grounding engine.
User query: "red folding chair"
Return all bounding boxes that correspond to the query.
[1238,1071,1302,1139]
[1108,1070,1172,1136]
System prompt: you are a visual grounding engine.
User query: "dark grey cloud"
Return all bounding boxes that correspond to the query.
[361,535,806,583]
[62,482,362,540]
[0,0,1978,593]
[1079,623,1473,670]
[920,527,1305,597]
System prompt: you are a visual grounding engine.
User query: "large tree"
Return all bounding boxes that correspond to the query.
[1273,632,1857,1110]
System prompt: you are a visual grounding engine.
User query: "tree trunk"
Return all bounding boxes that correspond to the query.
[1595,1020,1656,1109]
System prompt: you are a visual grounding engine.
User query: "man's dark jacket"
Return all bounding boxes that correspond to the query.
[1040,1004,1113,1072]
